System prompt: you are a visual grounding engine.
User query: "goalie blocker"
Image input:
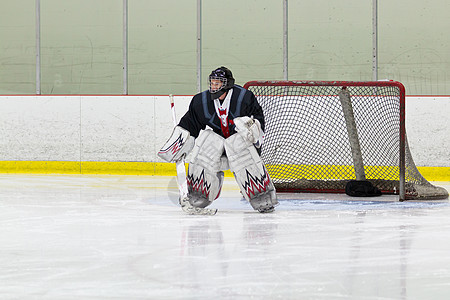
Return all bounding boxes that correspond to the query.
[157,126,195,163]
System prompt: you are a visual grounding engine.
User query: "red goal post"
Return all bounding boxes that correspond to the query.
[243,80,448,201]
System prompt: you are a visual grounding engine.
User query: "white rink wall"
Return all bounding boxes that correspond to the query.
[406,97,450,167]
[0,95,448,167]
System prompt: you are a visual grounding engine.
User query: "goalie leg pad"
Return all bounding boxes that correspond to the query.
[187,130,225,208]
[158,126,195,163]
[224,133,278,212]
[249,189,278,213]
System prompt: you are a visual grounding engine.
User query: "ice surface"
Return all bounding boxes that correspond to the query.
[0,174,449,299]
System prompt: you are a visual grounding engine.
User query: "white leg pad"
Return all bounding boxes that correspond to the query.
[187,130,225,208]
[224,133,278,212]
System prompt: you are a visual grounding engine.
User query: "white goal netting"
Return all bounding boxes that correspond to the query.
[244,80,448,200]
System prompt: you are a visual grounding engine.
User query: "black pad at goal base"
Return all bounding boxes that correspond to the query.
[345,180,382,197]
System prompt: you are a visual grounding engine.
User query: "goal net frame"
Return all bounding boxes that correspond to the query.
[243,80,448,201]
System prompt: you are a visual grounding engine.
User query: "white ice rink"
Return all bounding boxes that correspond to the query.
[1,174,449,299]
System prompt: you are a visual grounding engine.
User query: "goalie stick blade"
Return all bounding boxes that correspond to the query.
[179,196,218,216]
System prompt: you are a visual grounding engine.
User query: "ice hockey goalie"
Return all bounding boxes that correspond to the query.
[158,66,278,213]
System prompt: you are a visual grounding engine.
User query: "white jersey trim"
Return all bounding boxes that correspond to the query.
[213,89,233,127]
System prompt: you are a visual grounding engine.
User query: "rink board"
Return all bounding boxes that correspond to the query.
[0,160,448,182]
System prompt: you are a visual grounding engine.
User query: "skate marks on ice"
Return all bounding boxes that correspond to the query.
[156,176,449,213]
[1,175,450,299]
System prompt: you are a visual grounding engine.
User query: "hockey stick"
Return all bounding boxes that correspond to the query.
[169,94,217,215]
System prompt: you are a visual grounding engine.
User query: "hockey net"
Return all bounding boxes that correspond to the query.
[243,80,448,201]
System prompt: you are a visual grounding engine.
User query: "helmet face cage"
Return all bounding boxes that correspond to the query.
[208,67,234,94]
[209,76,227,94]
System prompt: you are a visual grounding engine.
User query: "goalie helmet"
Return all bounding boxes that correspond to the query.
[208,66,235,99]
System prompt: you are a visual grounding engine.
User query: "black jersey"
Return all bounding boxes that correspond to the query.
[178,85,264,138]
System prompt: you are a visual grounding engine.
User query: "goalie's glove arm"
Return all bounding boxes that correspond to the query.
[233,116,264,147]
[157,126,195,162]
[242,91,265,132]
